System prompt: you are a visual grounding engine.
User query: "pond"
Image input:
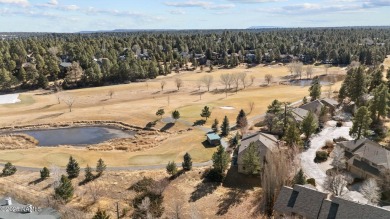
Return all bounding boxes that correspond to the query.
[15,126,136,146]
[289,74,346,86]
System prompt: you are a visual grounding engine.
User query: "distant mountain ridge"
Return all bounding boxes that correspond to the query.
[247,26,281,29]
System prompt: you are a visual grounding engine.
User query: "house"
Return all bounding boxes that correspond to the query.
[237,132,279,173]
[206,133,221,146]
[274,184,390,219]
[291,108,310,123]
[59,62,72,68]
[280,54,295,63]
[338,139,390,179]
[0,197,60,219]
[320,98,339,114]
[299,100,324,116]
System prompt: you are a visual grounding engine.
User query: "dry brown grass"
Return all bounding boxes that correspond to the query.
[0,134,37,150]
[0,167,263,218]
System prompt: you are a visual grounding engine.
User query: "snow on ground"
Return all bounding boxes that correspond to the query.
[300,121,353,188]
[0,94,21,104]
[300,120,369,203]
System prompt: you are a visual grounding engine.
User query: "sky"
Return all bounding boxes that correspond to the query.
[0,0,389,32]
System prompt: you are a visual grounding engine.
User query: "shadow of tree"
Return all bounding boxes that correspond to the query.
[193,120,206,126]
[28,178,45,185]
[160,122,175,132]
[216,188,248,215]
[189,180,219,202]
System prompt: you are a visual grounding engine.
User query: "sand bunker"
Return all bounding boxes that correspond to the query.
[0,94,21,104]
[220,106,235,110]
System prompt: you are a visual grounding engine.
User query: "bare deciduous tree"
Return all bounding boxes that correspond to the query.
[331,145,346,172]
[175,78,183,90]
[360,178,381,204]
[250,75,256,86]
[305,65,314,79]
[239,72,248,89]
[160,81,167,91]
[248,101,255,115]
[264,74,273,85]
[324,64,331,75]
[168,201,184,219]
[50,165,62,189]
[220,74,232,97]
[201,75,214,91]
[108,90,114,99]
[196,80,202,91]
[232,74,240,93]
[63,94,76,112]
[55,92,62,104]
[324,173,353,196]
[262,149,295,217]
[293,61,304,79]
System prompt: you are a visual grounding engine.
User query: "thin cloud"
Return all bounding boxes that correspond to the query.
[0,0,29,7]
[228,0,285,3]
[169,9,186,14]
[164,1,235,10]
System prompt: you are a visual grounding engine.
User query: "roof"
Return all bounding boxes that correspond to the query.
[338,139,390,169]
[237,132,278,166]
[300,100,324,115]
[291,108,310,123]
[0,197,60,219]
[239,132,278,155]
[59,62,72,68]
[321,98,339,107]
[275,185,390,219]
[206,133,221,141]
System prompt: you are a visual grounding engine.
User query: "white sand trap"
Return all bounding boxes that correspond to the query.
[220,106,235,110]
[0,94,21,104]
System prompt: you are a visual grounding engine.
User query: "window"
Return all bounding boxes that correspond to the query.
[327,202,339,219]
[287,191,299,208]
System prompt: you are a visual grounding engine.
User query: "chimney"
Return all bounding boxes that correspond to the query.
[5,197,12,206]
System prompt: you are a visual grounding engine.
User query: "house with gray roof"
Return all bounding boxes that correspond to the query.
[0,197,60,219]
[299,100,324,116]
[338,139,390,179]
[274,185,390,219]
[237,132,279,173]
[291,108,310,123]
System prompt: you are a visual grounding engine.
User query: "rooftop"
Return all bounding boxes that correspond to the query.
[206,132,221,141]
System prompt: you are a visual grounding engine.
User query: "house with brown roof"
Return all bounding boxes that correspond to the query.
[299,100,324,116]
[338,139,390,179]
[237,132,279,173]
[274,185,390,219]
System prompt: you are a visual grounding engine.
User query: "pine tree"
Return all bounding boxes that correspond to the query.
[2,162,16,176]
[166,161,178,176]
[96,158,106,176]
[303,96,308,104]
[55,175,74,202]
[242,142,261,175]
[200,106,211,121]
[66,156,80,179]
[182,153,192,171]
[369,69,383,92]
[172,110,180,122]
[236,109,248,129]
[293,169,306,185]
[377,84,389,120]
[301,111,318,139]
[309,78,321,101]
[283,123,302,147]
[350,106,372,139]
[350,67,367,105]
[156,109,165,119]
[40,167,50,179]
[212,145,230,174]
[85,165,94,182]
[220,116,230,136]
[211,119,219,133]
[93,208,111,219]
[266,99,283,114]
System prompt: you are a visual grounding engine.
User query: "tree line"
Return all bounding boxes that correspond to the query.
[1,28,389,91]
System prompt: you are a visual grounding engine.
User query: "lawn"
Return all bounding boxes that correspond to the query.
[0,130,216,168]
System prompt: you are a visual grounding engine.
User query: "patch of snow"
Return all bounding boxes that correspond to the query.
[0,94,21,105]
[300,121,353,188]
[220,106,235,110]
